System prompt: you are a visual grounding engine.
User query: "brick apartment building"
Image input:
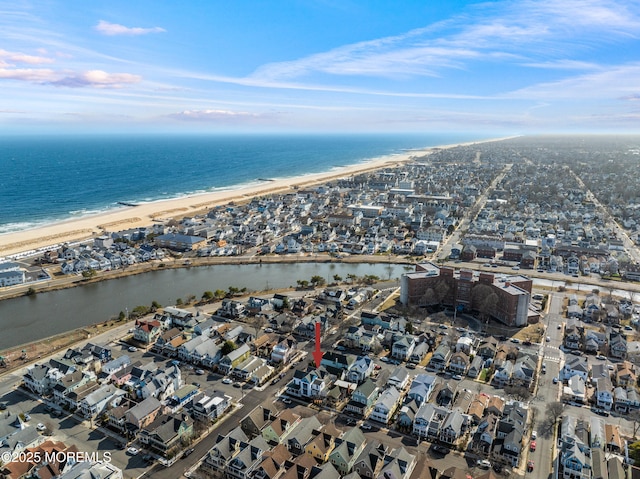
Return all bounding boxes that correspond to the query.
[399,262,532,327]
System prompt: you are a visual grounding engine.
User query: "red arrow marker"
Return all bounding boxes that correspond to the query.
[313,321,323,368]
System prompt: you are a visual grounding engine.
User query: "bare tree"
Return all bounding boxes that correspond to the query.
[546,401,564,423]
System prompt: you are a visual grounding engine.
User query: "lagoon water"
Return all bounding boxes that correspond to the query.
[0,262,408,349]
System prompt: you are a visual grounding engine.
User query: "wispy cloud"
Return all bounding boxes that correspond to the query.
[0,48,54,65]
[249,0,640,82]
[94,20,166,36]
[0,67,141,88]
[168,109,263,122]
[52,70,141,88]
[505,63,640,100]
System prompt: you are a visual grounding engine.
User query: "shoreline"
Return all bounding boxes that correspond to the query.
[0,136,514,257]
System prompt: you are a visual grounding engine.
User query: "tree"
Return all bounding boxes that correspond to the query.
[118,311,126,321]
[406,322,414,334]
[310,275,326,287]
[150,300,161,312]
[546,401,564,423]
[176,298,183,306]
[297,279,310,289]
[282,297,290,310]
[504,385,532,401]
[130,305,151,319]
[333,274,342,282]
[221,340,237,356]
[214,289,226,300]
[202,291,214,301]
[629,441,640,463]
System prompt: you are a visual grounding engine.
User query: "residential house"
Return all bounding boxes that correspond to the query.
[133,320,163,345]
[262,410,302,445]
[192,390,232,422]
[448,352,470,376]
[346,356,375,384]
[477,337,499,359]
[595,376,614,411]
[78,384,125,418]
[241,407,276,440]
[609,333,628,360]
[219,344,252,375]
[226,436,271,479]
[329,427,366,475]
[345,379,379,416]
[396,399,420,430]
[370,386,401,424]
[439,409,465,445]
[203,427,249,473]
[271,337,297,364]
[305,430,338,463]
[286,369,329,400]
[468,356,484,378]
[427,344,451,372]
[285,416,322,456]
[494,403,527,467]
[376,447,416,479]
[387,367,410,390]
[406,373,436,405]
[351,441,388,479]
[125,396,162,430]
[139,413,194,456]
[561,356,589,382]
[391,335,416,361]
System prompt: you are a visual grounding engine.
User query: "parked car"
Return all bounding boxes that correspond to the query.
[530,441,536,451]
[222,378,233,384]
[345,418,356,426]
[127,447,139,456]
[553,377,559,384]
[527,461,534,472]
[282,397,292,404]
[182,448,195,459]
[510,338,520,343]
[546,336,551,342]
[264,328,274,333]
[195,369,205,375]
[360,423,372,431]
[596,355,606,360]
[23,414,31,422]
[36,423,46,432]
[128,346,138,352]
[0,403,6,410]
[452,374,462,380]
[531,431,537,440]
[477,460,491,469]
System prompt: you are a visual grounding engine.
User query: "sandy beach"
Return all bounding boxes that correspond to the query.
[0,138,510,257]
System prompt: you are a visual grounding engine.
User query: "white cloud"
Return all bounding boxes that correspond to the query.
[51,70,142,88]
[168,109,262,122]
[0,49,54,65]
[94,20,166,36]
[0,67,141,88]
[0,68,58,82]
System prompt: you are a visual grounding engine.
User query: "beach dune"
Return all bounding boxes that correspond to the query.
[0,138,509,257]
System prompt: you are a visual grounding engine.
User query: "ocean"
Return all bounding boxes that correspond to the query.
[0,133,485,234]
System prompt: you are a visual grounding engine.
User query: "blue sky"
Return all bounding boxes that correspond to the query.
[2,0,640,133]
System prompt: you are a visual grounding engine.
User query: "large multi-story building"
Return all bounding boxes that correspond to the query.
[399,262,532,327]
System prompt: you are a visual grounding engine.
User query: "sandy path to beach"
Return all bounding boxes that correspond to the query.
[0,138,511,257]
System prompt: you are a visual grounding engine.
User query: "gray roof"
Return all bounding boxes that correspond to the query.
[127,396,161,423]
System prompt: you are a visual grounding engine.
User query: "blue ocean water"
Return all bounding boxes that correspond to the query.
[0,133,485,234]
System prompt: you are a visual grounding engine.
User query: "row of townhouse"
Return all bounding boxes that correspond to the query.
[559,414,626,479]
[24,351,233,459]
[58,241,165,275]
[564,317,629,359]
[204,418,417,479]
